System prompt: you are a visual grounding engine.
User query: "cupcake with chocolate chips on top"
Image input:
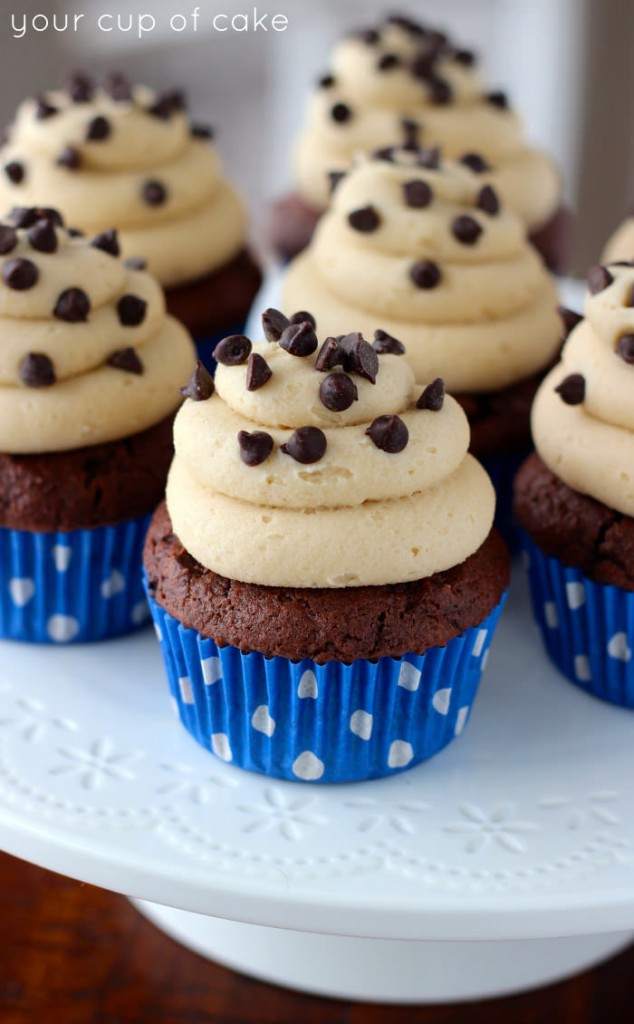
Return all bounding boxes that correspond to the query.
[143,310,509,783]
[0,72,262,367]
[0,206,195,643]
[514,260,634,707]
[270,12,570,271]
[282,145,563,539]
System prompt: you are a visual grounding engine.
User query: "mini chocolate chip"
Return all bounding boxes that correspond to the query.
[385,14,427,36]
[411,52,436,81]
[366,415,409,453]
[67,227,84,238]
[428,77,452,104]
[281,426,327,464]
[587,264,613,294]
[410,259,441,288]
[374,146,396,162]
[403,179,432,208]
[142,180,167,206]
[215,334,252,365]
[191,123,214,140]
[454,48,475,66]
[0,226,18,255]
[315,337,343,372]
[19,352,55,388]
[401,118,420,150]
[555,373,585,405]
[487,90,509,109]
[348,205,381,232]
[373,329,405,355]
[91,229,120,256]
[53,287,90,322]
[356,27,380,44]
[427,30,448,48]
[36,207,64,227]
[238,430,274,467]
[3,258,38,290]
[27,220,58,253]
[279,321,319,357]
[290,310,317,328]
[476,185,500,216]
[262,307,290,342]
[124,256,147,271]
[246,352,273,391]
[417,377,445,411]
[378,53,400,71]
[328,170,346,194]
[67,73,94,103]
[460,152,489,174]
[319,372,358,411]
[558,306,583,338]
[626,284,634,308]
[107,347,144,374]
[8,207,37,228]
[148,89,186,119]
[339,332,379,383]
[331,102,352,124]
[452,214,483,245]
[417,146,440,170]
[103,72,132,102]
[117,294,147,327]
[86,115,111,142]
[57,146,81,170]
[4,162,24,184]
[180,360,214,401]
[35,96,57,119]
[617,334,634,364]
[318,73,336,88]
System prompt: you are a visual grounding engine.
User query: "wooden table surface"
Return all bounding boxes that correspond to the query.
[1,851,633,1024]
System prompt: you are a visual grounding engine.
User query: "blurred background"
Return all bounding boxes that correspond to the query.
[2,0,632,271]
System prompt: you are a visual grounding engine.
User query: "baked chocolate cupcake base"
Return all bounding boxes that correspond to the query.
[164,248,262,338]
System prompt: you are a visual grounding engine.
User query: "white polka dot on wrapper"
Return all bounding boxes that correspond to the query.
[178,676,194,705]
[544,601,559,629]
[607,632,632,662]
[201,656,222,686]
[388,740,414,769]
[297,670,318,699]
[101,569,126,600]
[52,545,72,572]
[472,629,488,657]
[431,687,452,715]
[454,706,470,736]
[251,705,276,737]
[211,733,233,762]
[9,578,35,608]
[47,614,80,643]
[574,654,591,682]
[397,662,421,691]
[565,581,586,610]
[349,709,373,740]
[292,751,325,780]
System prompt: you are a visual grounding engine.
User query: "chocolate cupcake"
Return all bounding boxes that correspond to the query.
[281,147,563,540]
[144,314,509,782]
[270,13,571,271]
[514,260,634,707]
[0,206,195,642]
[0,73,262,368]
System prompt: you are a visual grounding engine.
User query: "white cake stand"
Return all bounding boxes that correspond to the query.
[1,572,634,1004]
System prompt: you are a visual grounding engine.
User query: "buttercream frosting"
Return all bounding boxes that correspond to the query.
[602,217,634,265]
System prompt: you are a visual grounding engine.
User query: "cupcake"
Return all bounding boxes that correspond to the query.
[514,260,634,707]
[270,13,571,272]
[0,72,262,368]
[143,313,509,782]
[0,205,195,643]
[281,146,563,539]
[603,214,634,264]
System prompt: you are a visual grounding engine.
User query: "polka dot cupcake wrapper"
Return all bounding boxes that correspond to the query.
[521,533,634,708]
[145,590,507,783]
[0,515,153,644]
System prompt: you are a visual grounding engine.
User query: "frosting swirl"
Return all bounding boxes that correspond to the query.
[167,313,495,588]
[292,16,560,233]
[0,207,195,454]
[532,261,634,516]
[283,150,561,391]
[602,217,634,265]
[0,75,246,288]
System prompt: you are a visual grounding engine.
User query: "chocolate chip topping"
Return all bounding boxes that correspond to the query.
[315,337,342,372]
[67,227,84,238]
[356,27,380,44]
[262,307,289,342]
[555,373,585,405]
[67,73,94,103]
[27,219,58,253]
[428,77,452,105]
[558,306,583,339]
[35,95,58,120]
[4,162,24,185]
[486,90,509,109]
[281,426,327,464]
[124,256,147,271]
[339,332,379,383]
[107,348,144,375]
[411,52,436,81]
[238,430,274,467]
[91,229,120,257]
[373,329,405,355]
[191,123,214,140]
[410,259,442,289]
[279,320,319,357]
[454,48,475,66]
[53,287,91,322]
[452,214,483,245]
[86,115,111,141]
[476,185,500,216]
[401,118,421,151]
[366,415,409,453]
[289,310,317,328]
[117,294,147,327]
[348,205,381,232]
[56,146,81,170]
[460,152,490,174]
[385,14,427,36]
[417,146,441,170]
[148,89,186,120]
[180,360,214,401]
[246,352,273,391]
[214,334,252,366]
[331,102,352,124]
[328,170,346,194]
[626,284,634,308]
[103,72,132,102]
[3,258,38,291]
[417,377,445,411]
[403,179,432,208]
[587,265,613,295]
[319,372,359,411]
[142,180,168,206]
[0,226,17,255]
[318,73,336,89]
[617,334,634,364]
[378,53,400,71]
[19,353,55,388]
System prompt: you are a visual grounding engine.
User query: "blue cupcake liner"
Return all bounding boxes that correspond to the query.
[194,320,248,375]
[481,449,531,554]
[0,515,153,644]
[145,589,507,783]
[521,533,634,708]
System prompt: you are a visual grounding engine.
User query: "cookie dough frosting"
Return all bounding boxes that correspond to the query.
[293,13,560,234]
[532,261,634,516]
[0,73,246,288]
[167,311,495,587]
[602,217,634,265]
[283,148,561,391]
[0,206,195,454]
